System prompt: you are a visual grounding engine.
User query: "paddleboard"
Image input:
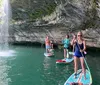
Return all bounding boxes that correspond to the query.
[56,58,74,64]
[44,52,54,57]
[64,69,92,85]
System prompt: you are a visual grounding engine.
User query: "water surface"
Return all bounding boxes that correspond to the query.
[0,46,100,85]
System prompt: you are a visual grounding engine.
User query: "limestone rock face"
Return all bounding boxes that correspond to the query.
[9,0,100,48]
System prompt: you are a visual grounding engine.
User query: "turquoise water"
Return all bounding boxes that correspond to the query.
[0,46,100,85]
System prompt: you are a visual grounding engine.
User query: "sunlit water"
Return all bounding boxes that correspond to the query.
[0,45,100,85]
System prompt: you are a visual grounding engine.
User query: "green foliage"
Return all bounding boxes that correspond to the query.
[10,0,15,4]
[83,0,97,29]
[0,20,4,25]
[10,0,57,20]
[0,0,3,7]
[29,3,57,20]
[84,20,95,28]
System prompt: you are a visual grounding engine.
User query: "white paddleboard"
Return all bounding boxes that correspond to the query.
[44,53,54,57]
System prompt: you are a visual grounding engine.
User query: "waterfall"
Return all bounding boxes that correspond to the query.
[0,0,10,50]
[0,0,15,57]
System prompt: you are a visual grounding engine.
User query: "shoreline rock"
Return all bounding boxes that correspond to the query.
[10,41,100,52]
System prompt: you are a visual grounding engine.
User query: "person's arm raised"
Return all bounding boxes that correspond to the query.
[71,35,76,45]
[83,40,86,51]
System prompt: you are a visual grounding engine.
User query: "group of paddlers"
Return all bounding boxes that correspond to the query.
[45,31,87,85]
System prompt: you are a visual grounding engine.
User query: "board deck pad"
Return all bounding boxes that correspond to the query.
[56,58,74,64]
[64,69,92,85]
[80,70,92,84]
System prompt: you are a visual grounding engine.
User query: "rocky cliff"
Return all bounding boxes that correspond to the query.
[9,0,100,48]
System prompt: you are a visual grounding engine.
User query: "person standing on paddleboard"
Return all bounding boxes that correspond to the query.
[62,35,70,58]
[45,36,51,53]
[71,31,86,79]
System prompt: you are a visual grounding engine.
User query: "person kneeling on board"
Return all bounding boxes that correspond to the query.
[71,31,86,79]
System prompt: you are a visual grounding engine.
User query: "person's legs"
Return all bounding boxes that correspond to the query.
[80,57,86,79]
[64,48,66,58]
[47,49,49,53]
[46,45,50,53]
[74,56,78,78]
[66,49,69,58]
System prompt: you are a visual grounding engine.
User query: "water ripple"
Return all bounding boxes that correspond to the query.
[0,58,11,85]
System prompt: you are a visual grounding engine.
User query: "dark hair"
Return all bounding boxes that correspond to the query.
[66,35,69,38]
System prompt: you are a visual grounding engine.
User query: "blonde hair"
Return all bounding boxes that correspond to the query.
[77,31,83,36]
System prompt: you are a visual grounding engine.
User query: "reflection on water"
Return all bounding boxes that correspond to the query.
[42,56,73,85]
[0,57,11,85]
[43,57,51,70]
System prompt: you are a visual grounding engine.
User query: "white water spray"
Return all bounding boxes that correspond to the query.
[0,0,10,50]
[0,0,15,57]
[0,1,13,84]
